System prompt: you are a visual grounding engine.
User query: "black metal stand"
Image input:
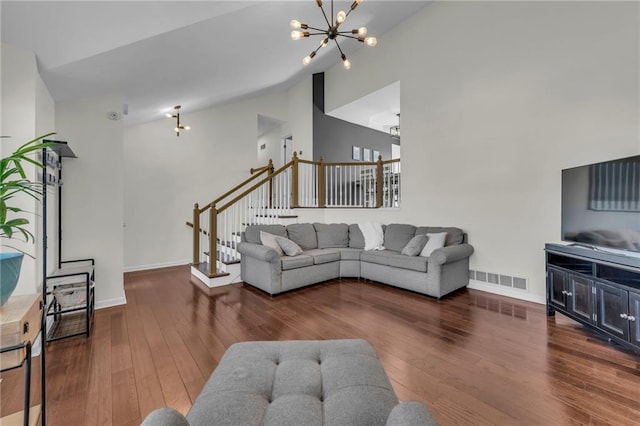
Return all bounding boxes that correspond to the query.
[1,341,33,426]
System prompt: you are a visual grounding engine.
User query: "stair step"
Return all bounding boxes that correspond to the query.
[204,252,241,265]
[192,262,230,279]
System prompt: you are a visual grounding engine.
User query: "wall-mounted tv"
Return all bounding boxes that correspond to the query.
[561,155,640,254]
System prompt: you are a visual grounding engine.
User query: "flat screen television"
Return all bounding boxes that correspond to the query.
[561,155,640,254]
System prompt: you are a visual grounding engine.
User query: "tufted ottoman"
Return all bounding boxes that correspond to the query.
[141,339,436,425]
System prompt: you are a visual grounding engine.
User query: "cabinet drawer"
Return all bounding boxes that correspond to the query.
[0,294,41,370]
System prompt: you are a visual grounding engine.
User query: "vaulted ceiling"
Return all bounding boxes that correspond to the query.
[1,1,429,126]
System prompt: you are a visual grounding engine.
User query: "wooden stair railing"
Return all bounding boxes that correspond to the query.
[190,154,401,277]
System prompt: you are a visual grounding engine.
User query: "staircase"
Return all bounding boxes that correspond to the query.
[189,154,401,290]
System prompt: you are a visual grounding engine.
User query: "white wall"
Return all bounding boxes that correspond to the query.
[321,1,639,302]
[55,94,125,308]
[1,43,56,295]
[257,123,286,168]
[123,90,292,270]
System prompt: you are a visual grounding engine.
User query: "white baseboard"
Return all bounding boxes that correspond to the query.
[96,296,127,310]
[124,259,190,273]
[468,280,546,305]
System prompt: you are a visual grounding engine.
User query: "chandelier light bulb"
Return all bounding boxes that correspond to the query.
[363,36,377,46]
[341,54,351,70]
[351,0,363,10]
[174,127,180,132]
[290,19,302,29]
[184,126,191,131]
[336,10,346,24]
[165,113,174,118]
[321,38,329,48]
[353,26,367,36]
[291,30,303,40]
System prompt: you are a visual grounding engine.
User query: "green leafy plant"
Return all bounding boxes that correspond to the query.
[1,133,55,252]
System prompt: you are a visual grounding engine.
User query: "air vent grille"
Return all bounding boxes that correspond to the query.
[470,269,528,291]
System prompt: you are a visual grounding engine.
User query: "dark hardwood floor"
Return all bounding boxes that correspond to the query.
[2,265,639,425]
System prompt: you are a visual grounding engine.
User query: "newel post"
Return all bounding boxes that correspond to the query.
[292,152,299,208]
[268,159,274,208]
[376,155,384,208]
[318,157,326,208]
[209,206,218,276]
[192,203,200,265]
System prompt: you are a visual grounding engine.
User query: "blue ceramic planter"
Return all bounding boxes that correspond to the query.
[1,252,24,307]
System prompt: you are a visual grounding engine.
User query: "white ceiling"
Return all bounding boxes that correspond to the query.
[1,1,429,126]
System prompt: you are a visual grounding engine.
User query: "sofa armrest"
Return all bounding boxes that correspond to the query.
[237,242,281,264]
[385,402,437,425]
[141,408,190,426]
[429,243,474,265]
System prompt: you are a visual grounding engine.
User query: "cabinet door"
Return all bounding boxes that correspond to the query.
[567,276,594,324]
[596,282,629,340]
[629,290,640,347]
[548,268,567,310]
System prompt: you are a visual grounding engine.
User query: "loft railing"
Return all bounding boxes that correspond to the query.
[190,153,401,277]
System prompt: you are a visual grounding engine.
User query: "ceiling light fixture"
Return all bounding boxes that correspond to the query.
[291,0,377,70]
[390,113,400,140]
[165,105,191,137]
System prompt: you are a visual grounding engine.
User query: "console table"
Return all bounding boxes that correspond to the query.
[545,243,640,352]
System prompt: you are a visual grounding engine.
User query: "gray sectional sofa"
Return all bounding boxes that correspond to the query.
[238,223,474,299]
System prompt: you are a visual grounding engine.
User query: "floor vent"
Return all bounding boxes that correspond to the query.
[469,269,527,291]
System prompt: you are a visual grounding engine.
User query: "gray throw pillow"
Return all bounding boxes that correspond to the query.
[275,236,303,256]
[401,234,429,256]
[260,231,284,256]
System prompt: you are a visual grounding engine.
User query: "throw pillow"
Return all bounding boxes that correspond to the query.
[275,236,303,256]
[260,231,284,256]
[420,232,447,257]
[401,234,429,256]
[358,222,385,251]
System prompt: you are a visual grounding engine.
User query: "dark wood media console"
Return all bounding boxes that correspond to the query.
[545,243,640,353]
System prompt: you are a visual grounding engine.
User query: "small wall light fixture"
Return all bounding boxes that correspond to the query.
[165,105,191,136]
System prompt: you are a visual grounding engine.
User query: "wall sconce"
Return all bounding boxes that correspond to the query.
[165,105,191,137]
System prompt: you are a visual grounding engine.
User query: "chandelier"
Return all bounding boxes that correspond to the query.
[165,105,191,137]
[291,0,377,70]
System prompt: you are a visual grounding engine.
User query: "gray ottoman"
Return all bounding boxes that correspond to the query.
[141,339,436,425]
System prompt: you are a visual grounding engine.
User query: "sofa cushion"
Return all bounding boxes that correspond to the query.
[401,235,429,256]
[275,236,303,257]
[287,223,318,250]
[420,232,447,257]
[304,249,341,265]
[314,223,349,249]
[361,250,428,273]
[415,226,464,246]
[246,225,287,244]
[384,224,417,252]
[337,248,363,261]
[261,231,284,256]
[281,255,314,271]
[348,224,365,249]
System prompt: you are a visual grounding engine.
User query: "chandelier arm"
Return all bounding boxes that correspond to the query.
[334,38,345,56]
[318,2,331,28]
[307,32,329,36]
[306,25,326,32]
[338,34,359,40]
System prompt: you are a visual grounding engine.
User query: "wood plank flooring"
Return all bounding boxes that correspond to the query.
[2,265,639,425]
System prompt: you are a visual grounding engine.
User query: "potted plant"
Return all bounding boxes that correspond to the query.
[1,133,54,306]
